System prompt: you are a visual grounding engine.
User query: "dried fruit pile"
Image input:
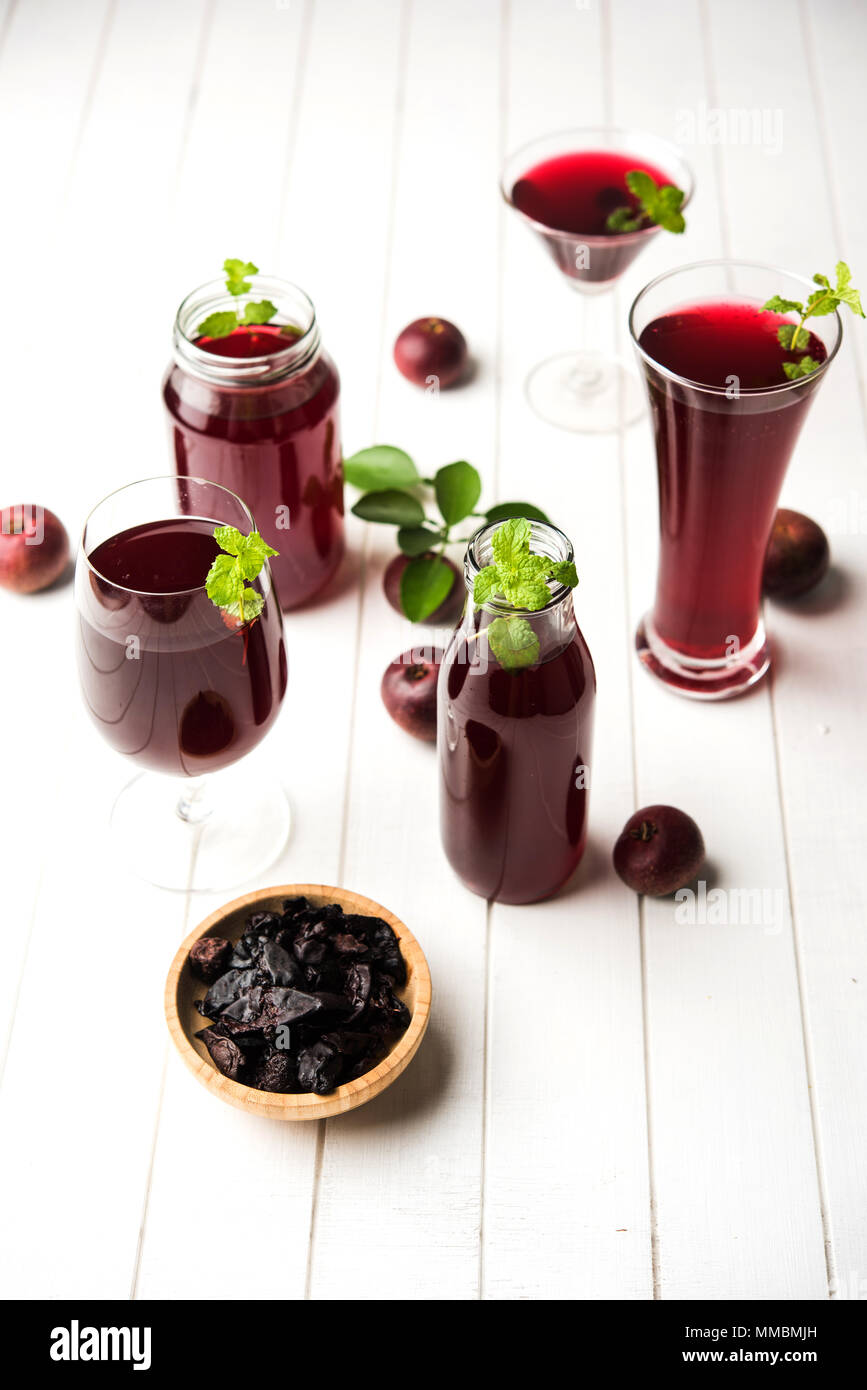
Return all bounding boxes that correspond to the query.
[189,897,410,1096]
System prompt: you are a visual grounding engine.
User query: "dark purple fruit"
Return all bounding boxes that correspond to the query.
[188,934,232,984]
[393,317,468,388]
[613,804,705,897]
[380,647,443,742]
[383,552,463,624]
[763,508,830,599]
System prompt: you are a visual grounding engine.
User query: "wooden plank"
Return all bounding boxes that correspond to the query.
[135,0,408,1298]
[765,0,867,1298]
[0,0,207,1298]
[614,0,828,1298]
[306,0,499,1301]
[481,0,653,1300]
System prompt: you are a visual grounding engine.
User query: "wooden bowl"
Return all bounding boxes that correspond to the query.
[165,883,432,1120]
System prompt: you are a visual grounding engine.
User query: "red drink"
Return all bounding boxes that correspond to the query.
[164,278,344,611]
[640,302,825,657]
[630,262,841,698]
[439,524,595,905]
[77,517,287,776]
[511,148,673,285]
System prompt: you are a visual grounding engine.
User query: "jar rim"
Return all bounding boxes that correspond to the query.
[172,275,321,384]
[465,518,576,614]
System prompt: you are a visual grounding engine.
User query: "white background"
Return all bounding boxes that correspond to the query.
[1,0,865,1301]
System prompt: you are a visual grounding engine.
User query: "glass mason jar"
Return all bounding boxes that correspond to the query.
[163,276,344,611]
[438,520,596,905]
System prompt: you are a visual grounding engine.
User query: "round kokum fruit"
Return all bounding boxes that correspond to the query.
[613,804,705,897]
[0,504,70,593]
[763,508,830,599]
[381,647,443,742]
[383,552,463,625]
[393,317,468,388]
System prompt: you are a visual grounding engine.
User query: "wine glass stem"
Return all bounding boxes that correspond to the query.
[176,776,213,825]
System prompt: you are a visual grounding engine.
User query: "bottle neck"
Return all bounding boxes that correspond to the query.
[172,275,322,387]
[463,519,577,661]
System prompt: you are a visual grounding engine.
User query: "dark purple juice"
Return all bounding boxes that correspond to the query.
[77,518,287,776]
[164,322,343,611]
[439,621,595,905]
[637,300,827,658]
[511,149,673,285]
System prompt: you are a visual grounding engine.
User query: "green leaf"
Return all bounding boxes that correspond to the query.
[343,445,420,492]
[223,590,265,623]
[783,356,821,380]
[491,516,531,572]
[805,288,838,317]
[485,501,550,525]
[434,460,482,526]
[625,169,656,204]
[487,616,540,671]
[777,324,802,351]
[763,295,803,316]
[224,258,258,295]
[606,206,643,233]
[473,565,500,608]
[197,310,239,340]
[241,299,278,326]
[352,489,426,526]
[835,261,851,289]
[213,526,245,556]
[550,560,579,588]
[397,525,441,557]
[206,553,245,607]
[400,554,456,622]
[813,273,831,288]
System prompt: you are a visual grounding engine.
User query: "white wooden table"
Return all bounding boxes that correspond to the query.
[1,0,865,1302]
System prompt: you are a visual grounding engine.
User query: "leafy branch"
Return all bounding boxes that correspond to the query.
[205,526,278,625]
[343,445,550,622]
[762,260,864,380]
[606,170,686,235]
[196,258,279,340]
[473,518,579,670]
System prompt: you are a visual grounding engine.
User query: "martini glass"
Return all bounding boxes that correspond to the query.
[501,127,694,433]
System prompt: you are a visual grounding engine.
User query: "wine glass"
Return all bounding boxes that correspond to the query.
[501,127,694,433]
[75,476,289,890]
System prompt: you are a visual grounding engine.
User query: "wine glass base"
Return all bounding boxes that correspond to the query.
[635,613,771,700]
[109,767,291,892]
[525,350,645,433]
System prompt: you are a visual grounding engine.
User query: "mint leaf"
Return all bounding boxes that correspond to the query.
[625,169,656,204]
[343,446,420,492]
[241,299,278,326]
[777,324,802,351]
[197,311,239,340]
[400,554,456,622]
[397,525,442,557]
[485,501,550,525]
[224,258,258,295]
[206,524,278,625]
[352,489,426,526]
[473,518,579,619]
[487,616,540,671]
[434,460,481,526]
[473,565,500,607]
[764,295,803,316]
[491,516,532,572]
[606,206,643,233]
[551,560,579,588]
[783,356,822,380]
[213,526,245,556]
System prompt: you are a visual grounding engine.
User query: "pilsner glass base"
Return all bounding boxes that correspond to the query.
[635,613,771,701]
[525,350,645,433]
[109,766,291,892]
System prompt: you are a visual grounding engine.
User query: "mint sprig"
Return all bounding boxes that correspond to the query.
[195,258,279,340]
[206,525,278,625]
[762,261,864,380]
[472,518,579,671]
[343,446,553,623]
[606,170,686,235]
